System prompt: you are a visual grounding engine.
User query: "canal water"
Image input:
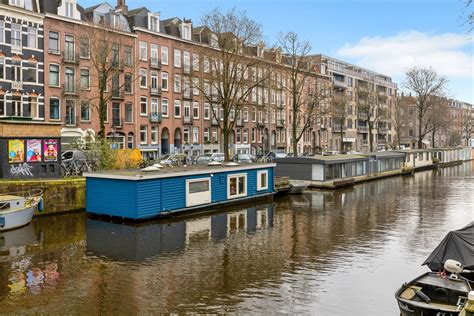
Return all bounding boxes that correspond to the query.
[1,163,473,315]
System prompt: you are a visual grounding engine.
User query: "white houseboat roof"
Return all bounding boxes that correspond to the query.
[84,163,276,181]
[275,155,368,165]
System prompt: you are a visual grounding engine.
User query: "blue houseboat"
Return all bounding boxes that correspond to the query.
[84,163,275,220]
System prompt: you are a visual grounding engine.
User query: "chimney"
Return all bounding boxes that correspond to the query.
[116,0,128,15]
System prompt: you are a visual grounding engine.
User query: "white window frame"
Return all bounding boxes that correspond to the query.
[186,177,211,207]
[161,72,168,91]
[140,96,148,116]
[161,98,169,117]
[140,125,147,144]
[161,46,169,65]
[227,173,247,199]
[139,41,147,61]
[174,100,181,118]
[140,68,147,88]
[174,49,181,67]
[257,170,268,191]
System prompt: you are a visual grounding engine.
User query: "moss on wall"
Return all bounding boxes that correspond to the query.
[0,178,85,215]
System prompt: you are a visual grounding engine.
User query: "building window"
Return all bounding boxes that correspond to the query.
[23,63,37,82]
[228,174,247,199]
[186,178,211,207]
[161,46,168,65]
[49,64,60,86]
[125,103,133,123]
[192,53,199,71]
[192,77,199,95]
[140,96,147,116]
[149,14,159,32]
[27,27,37,49]
[236,128,241,143]
[161,72,168,91]
[65,1,74,17]
[151,71,158,90]
[11,23,21,51]
[124,73,132,94]
[80,68,90,89]
[151,126,158,144]
[81,101,90,121]
[204,128,210,142]
[151,44,159,65]
[183,127,190,143]
[49,31,59,53]
[159,98,168,117]
[50,98,60,120]
[0,57,4,79]
[140,68,147,88]
[0,21,4,44]
[124,46,132,65]
[80,37,90,58]
[193,127,199,144]
[203,56,210,73]
[183,51,191,72]
[174,49,181,67]
[183,101,191,118]
[204,103,210,120]
[174,100,181,118]
[257,170,268,191]
[139,41,147,61]
[193,102,199,119]
[140,125,147,144]
[151,97,159,114]
[174,74,181,93]
[243,128,248,144]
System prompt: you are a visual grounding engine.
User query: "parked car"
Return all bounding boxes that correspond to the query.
[160,153,188,166]
[211,153,225,162]
[266,151,288,159]
[233,154,253,163]
[323,151,339,156]
[195,155,213,165]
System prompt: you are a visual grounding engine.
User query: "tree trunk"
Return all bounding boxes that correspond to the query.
[432,129,436,148]
[418,111,423,149]
[368,121,374,152]
[99,93,106,142]
[340,129,344,153]
[292,111,298,157]
[223,127,230,162]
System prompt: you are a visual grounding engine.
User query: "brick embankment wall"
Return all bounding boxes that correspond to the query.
[0,178,86,215]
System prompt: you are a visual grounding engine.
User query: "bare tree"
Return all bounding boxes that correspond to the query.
[392,95,409,149]
[356,83,388,152]
[331,89,349,153]
[196,7,271,161]
[77,20,138,142]
[403,67,448,149]
[426,98,451,148]
[278,32,331,156]
[462,0,473,33]
[460,106,473,145]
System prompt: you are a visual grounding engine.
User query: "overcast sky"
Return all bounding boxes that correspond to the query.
[81,0,473,103]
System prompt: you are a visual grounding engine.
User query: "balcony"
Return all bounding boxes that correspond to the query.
[182,90,193,100]
[63,50,79,64]
[257,122,266,128]
[65,115,78,127]
[11,81,23,90]
[276,119,285,128]
[149,112,162,123]
[378,127,388,134]
[63,83,78,96]
[183,116,193,125]
[332,79,347,89]
[150,86,162,96]
[112,117,123,128]
[149,58,162,69]
[212,118,219,126]
[362,139,369,146]
[357,126,369,133]
[333,125,347,133]
[357,112,368,120]
[111,89,124,100]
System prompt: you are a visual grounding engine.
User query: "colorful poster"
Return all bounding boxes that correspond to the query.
[26,139,42,162]
[43,139,58,162]
[8,139,24,163]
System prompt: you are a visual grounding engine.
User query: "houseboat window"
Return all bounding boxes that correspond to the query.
[228,174,247,199]
[186,178,211,207]
[257,170,268,191]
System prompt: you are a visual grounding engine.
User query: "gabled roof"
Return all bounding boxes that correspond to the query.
[128,6,149,16]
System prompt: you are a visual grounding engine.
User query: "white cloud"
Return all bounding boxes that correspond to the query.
[336,31,474,79]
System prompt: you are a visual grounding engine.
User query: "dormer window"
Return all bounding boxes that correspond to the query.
[210,34,218,48]
[65,1,74,18]
[110,13,120,29]
[181,24,191,41]
[148,13,160,32]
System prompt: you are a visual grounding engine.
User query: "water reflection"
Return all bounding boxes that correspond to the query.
[0,163,472,315]
[87,206,274,261]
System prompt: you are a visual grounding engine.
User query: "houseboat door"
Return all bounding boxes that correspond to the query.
[186,178,212,207]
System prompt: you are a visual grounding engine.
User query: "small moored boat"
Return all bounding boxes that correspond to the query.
[0,190,43,231]
[288,180,310,194]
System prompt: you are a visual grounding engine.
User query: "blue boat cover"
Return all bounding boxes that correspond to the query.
[423,222,474,271]
[0,216,4,228]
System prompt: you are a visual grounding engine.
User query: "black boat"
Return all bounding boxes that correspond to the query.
[395,222,474,315]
